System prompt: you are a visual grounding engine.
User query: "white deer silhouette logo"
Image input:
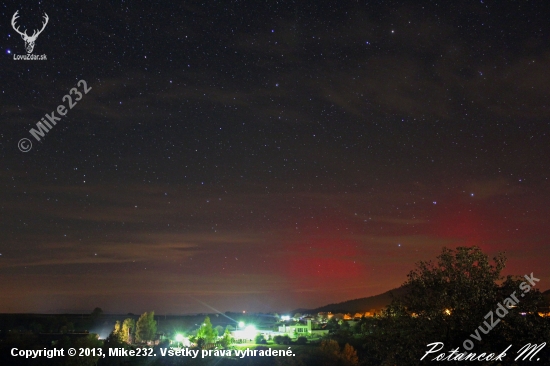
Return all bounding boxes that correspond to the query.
[11,10,49,54]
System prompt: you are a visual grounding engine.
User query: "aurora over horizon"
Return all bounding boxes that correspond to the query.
[1,0,549,315]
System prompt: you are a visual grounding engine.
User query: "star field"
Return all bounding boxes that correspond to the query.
[0,0,549,313]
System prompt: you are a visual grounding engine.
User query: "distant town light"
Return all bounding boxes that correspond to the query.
[281,315,290,321]
[175,334,184,342]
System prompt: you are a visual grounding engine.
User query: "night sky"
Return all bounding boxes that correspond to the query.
[1,1,549,314]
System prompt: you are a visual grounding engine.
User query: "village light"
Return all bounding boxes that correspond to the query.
[243,325,257,339]
[176,334,185,347]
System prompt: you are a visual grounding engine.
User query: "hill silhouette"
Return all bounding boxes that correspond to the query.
[295,287,550,315]
[294,286,409,314]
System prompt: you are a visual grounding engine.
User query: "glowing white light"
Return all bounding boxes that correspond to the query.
[243,325,257,339]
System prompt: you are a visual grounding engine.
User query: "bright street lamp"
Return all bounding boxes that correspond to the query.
[243,325,257,340]
[175,333,184,348]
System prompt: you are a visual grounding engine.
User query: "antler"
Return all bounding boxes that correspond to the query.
[29,13,49,40]
[11,11,48,40]
[11,10,28,38]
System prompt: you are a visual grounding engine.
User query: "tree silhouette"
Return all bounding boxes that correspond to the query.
[368,246,550,365]
[135,312,157,343]
[196,316,217,344]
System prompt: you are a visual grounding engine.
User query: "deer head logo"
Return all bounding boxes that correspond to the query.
[11,11,49,54]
